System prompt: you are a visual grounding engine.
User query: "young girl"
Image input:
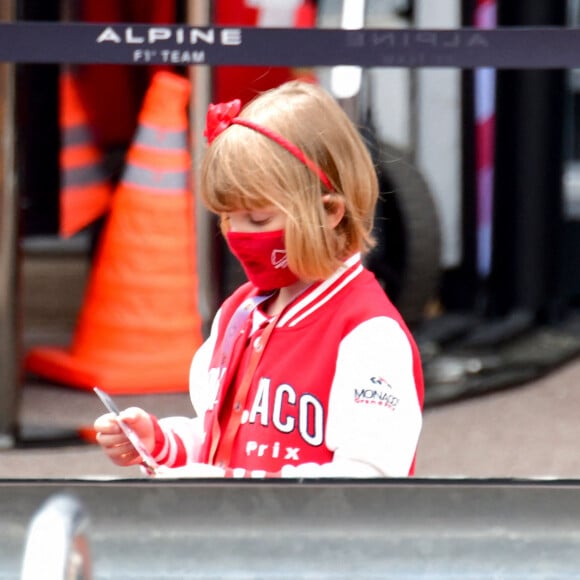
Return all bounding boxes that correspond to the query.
[94,80,424,478]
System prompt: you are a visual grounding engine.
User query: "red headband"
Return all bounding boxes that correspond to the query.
[204,99,333,190]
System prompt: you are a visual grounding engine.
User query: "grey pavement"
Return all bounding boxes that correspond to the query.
[417,356,580,479]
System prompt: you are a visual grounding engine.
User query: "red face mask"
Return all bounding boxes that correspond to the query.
[226,229,299,291]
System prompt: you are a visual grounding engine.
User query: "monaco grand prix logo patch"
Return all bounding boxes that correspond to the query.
[354,376,399,410]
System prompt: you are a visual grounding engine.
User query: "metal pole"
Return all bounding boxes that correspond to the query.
[187,0,218,337]
[0,0,19,449]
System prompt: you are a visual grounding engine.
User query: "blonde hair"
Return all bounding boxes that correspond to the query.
[200,80,379,281]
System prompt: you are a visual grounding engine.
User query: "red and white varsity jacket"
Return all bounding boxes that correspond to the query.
[151,254,424,478]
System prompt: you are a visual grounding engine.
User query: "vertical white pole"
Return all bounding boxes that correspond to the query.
[415,1,462,269]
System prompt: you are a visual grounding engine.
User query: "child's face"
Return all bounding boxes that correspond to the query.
[225,206,286,233]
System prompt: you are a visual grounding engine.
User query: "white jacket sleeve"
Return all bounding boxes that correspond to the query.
[283,316,423,478]
[188,308,221,419]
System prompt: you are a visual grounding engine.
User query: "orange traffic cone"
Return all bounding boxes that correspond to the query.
[25,71,203,394]
[59,69,113,238]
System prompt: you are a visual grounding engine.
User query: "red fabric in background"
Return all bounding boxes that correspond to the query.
[213,0,317,105]
[74,0,177,149]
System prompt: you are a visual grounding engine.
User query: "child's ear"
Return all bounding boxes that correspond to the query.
[322,193,345,229]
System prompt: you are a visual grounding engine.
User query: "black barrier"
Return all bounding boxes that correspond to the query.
[0,24,580,67]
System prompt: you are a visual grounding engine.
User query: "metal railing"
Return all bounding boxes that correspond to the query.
[3,479,580,578]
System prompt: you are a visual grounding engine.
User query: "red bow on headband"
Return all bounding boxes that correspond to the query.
[202,97,334,190]
[204,99,242,144]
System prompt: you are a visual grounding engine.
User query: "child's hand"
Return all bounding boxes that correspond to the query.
[94,407,155,467]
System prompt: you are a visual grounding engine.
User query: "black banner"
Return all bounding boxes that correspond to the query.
[0,23,579,68]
